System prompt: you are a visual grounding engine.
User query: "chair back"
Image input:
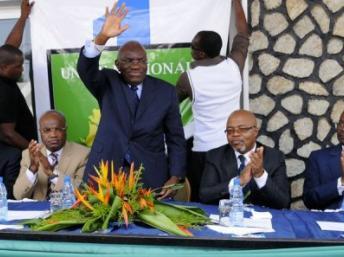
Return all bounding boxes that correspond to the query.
[174,177,191,202]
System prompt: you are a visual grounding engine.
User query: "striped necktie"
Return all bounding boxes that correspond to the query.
[47,152,58,198]
[50,152,58,167]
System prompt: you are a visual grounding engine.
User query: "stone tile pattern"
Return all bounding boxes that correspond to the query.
[249,0,344,210]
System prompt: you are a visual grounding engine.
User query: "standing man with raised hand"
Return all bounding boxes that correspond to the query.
[0,0,35,199]
[77,2,186,199]
[176,0,249,202]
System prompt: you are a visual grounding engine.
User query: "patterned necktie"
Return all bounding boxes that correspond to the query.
[238,155,246,174]
[47,152,58,198]
[130,85,140,114]
[50,152,58,167]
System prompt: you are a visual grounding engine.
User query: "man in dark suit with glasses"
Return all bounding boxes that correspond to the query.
[199,109,290,209]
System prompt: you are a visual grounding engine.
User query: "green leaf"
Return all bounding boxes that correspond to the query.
[153,201,210,226]
[102,195,121,230]
[82,216,104,233]
[138,210,191,237]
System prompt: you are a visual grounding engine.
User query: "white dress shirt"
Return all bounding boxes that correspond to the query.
[229,144,268,191]
[26,148,63,186]
[337,145,344,195]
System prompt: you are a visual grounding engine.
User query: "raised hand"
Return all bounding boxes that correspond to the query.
[28,140,41,173]
[37,152,54,177]
[95,1,129,45]
[250,146,264,178]
[20,0,34,20]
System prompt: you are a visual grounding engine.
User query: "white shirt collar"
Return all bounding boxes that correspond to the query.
[128,83,143,98]
[234,143,257,163]
[46,148,63,160]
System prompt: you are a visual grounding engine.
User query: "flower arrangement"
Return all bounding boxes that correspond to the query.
[25,161,210,236]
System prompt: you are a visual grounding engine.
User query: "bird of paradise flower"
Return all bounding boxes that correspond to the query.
[25,161,210,236]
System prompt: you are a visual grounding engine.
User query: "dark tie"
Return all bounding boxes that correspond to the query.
[130,85,140,115]
[238,155,246,174]
[124,86,140,166]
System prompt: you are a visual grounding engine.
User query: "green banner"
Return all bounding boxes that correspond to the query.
[49,45,193,146]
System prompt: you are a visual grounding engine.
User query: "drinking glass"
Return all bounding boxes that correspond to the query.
[218,199,231,226]
[49,190,63,212]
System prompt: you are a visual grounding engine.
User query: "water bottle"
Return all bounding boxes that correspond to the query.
[62,176,76,209]
[0,177,8,221]
[229,177,244,226]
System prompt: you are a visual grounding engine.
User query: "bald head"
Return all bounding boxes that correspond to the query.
[117,41,146,59]
[115,40,147,86]
[228,110,257,127]
[39,110,67,152]
[226,109,259,154]
[39,110,66,125]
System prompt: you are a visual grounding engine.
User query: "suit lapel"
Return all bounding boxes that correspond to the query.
[329,144,342,156]
[120,82,136,117]
[222,145,238,179]
[136,79,157,120]
[57,142,71,175]
[328,145,342,174]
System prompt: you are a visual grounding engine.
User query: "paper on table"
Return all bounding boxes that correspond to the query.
[7,210,50,221]
[210,215,273,229]
[250,210,272,219]
[207,223,274,236]
[208,215,274,235]
[8,198,38,203]
[317,221,344,231]
[0,224,24,230]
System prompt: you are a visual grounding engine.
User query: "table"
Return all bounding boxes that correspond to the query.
[0,201,344,257]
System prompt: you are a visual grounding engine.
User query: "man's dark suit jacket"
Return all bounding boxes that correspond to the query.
[77,50,186,189]
[0,142,21,199]
[199,144,290,209]
[303,145,343,210]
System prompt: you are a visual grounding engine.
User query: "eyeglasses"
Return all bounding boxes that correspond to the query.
[119,58,147,66]
[224,126,256,135]
[336,122,344,130]
[40,127,67,134]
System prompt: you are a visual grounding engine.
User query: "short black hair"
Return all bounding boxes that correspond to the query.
[0,44,23,66]
[195,31,222,58]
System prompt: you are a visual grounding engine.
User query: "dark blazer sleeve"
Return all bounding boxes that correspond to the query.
[248,148,290,209]
[199,146,234,204]
[199,145,290,209]
[0,144,21,199]
[164,87,186,178]
[199,161,230,204]
[77,47,107,101]
[303,150,341,210]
